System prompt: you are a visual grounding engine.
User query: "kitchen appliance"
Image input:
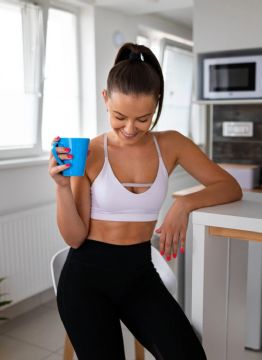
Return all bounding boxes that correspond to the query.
[203,55,262,99]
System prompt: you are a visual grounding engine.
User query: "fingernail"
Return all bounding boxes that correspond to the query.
[166,255,171,261]
[180,247,185,254]
[55,136,60,140]
[64,147,71,153]
[65,163,71,167]
[173,253,177,258]
[160,250,164,256]
[67,154,73,159]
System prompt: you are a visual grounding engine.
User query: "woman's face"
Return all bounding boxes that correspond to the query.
[103,90,157,144]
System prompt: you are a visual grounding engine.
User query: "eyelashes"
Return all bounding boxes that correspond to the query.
[115,117,148,123]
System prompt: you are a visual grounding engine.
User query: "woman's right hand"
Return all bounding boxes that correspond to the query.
[48,136,72,188]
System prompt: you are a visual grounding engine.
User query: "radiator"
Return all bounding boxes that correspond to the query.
[0,203,66,306]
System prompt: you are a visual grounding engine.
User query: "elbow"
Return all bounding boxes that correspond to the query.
[64,236,87,249]
[232,178,243,201]
[60,228,89,249]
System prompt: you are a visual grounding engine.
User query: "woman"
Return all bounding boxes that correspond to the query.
[49,43,242,359]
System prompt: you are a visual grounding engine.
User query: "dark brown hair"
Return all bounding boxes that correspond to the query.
[106,43,164,130]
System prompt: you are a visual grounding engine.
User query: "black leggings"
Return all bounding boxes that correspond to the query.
[57,239,207,360]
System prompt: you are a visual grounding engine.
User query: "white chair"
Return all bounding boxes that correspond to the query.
[50,244,177,360]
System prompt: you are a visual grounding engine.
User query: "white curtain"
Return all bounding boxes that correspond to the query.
[21,1,44,95]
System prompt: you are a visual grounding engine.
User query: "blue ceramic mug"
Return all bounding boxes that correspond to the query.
[51,137,90,176]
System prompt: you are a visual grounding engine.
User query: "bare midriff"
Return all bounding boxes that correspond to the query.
[87,218,157,245]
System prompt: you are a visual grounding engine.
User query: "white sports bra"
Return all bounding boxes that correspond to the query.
[90,132,169,222]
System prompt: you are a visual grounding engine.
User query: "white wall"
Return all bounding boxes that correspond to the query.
[0,161,53,216]
[194,0,262,53]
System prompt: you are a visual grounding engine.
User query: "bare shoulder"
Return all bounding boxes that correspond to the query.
[154,130,189,146]
[152,130,189,174]
[152,130,181,175]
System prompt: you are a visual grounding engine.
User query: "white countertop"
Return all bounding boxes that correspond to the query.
[192,192,262,233]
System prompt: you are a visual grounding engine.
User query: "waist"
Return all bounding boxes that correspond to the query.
[87,218,156,244]
[69,238,152,270]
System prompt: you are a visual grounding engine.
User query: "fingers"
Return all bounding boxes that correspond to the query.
[172,233,179,259]
[49,136,72,177]
[164,233,173,261]
[49,150,72,166]
[179,234,186,254]
[157,229,186,261]
[49,162,71,177]
[51,136,60,144]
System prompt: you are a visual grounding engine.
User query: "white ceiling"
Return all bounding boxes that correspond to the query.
[84,0,193,28]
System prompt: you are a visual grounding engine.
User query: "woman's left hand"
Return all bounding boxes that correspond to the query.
[155,199,190,261]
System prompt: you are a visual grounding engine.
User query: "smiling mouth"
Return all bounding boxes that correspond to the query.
[121,130,138,138]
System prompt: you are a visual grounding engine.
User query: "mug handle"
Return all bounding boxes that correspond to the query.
[51,141,64,166]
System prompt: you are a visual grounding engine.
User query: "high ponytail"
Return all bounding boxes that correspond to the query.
[106,43,164,130]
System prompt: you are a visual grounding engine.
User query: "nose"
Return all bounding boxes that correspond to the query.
[124,120,136,134]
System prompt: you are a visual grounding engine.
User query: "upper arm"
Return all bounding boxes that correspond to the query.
[70,173,91,233]
[168,131,237,186]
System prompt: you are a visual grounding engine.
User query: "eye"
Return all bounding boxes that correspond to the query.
[115,117,125,120]
[138,119,148,123]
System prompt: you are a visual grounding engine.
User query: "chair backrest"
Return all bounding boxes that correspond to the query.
[50,246,70,295]
[50,245,177,298]
[151,246,177,298]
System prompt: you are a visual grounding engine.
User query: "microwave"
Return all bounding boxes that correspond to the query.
[203,55,262,99]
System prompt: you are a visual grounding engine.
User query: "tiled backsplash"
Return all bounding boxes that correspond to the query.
[212,104,262,166]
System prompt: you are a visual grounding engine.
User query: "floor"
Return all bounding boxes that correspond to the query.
[0,297,153,360]
[0,296,261,360]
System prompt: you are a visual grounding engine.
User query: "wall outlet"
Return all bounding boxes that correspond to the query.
[222,122,254,137]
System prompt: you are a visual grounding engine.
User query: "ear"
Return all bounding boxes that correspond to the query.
[102,89,108,103]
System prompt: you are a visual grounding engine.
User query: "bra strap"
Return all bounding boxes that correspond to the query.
[153,135,161,158]
[104,133,108,158]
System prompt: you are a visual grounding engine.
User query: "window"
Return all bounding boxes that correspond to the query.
[0,2,41,157]
[42,8,80,151]
[0,1,81,159]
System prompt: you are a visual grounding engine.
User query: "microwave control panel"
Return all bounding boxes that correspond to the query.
[222,121,254,137]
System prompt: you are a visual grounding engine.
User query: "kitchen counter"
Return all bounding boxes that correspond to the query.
[191,192,262,359]
[172,184,262,197]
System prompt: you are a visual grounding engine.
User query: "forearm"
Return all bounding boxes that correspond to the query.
[56,185,88,248]
[174,178,243,214]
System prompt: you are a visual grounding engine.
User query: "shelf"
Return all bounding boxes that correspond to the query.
[194,99,262,105]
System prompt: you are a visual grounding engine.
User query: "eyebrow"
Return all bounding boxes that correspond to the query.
[113,111,153,118]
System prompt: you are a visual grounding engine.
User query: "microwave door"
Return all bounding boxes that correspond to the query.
[210,63,255,96]
[203,57,262,99]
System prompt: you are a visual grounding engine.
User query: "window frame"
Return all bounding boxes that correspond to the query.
[0,0,82,160]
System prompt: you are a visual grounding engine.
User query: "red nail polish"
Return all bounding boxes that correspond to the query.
[67,154,73,159]
[180,247,185,254]
[64,147,71,153]
[173,253,177,258]
[65,163,71,167]
[166,255,171,261]
[160,250,164,256]
[55,136,60,140]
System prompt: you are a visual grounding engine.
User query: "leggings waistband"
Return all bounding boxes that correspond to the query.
[68,239,152,270]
